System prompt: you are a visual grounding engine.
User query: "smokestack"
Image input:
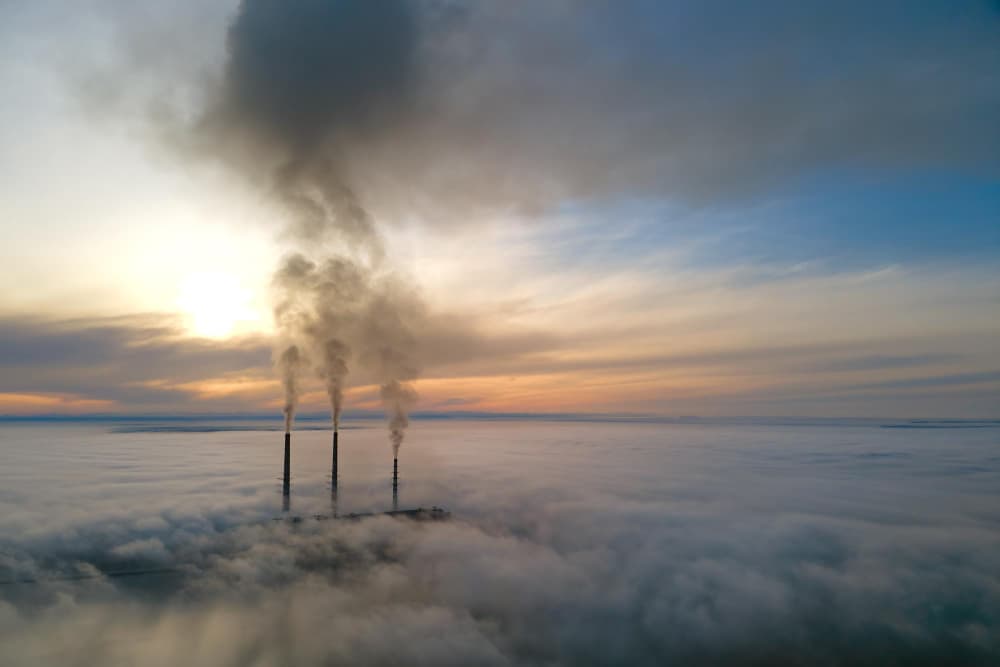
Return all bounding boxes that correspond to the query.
[282,431,291,512]
[331,428,339,517]
[332,429,339,487]
[392,456,399,512]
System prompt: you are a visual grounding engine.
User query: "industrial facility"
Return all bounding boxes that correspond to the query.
[278,425,448,522]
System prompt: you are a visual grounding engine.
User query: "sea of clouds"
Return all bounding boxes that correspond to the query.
[1,419,998,665]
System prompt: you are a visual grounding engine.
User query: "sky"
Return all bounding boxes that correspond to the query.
[0,0,998,418]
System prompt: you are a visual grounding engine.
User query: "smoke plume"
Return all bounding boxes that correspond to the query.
[277,345,302,432]
[197,0,424,440]
[271,253,422,447]
[320,338,349,429]
[382,380,418,455]
[358,284,421,453]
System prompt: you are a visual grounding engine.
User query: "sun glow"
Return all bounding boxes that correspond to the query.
[177,272,260,338]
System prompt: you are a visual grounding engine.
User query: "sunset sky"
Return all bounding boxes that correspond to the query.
[1,1,998,418]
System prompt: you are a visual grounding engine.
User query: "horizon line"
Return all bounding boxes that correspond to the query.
[0,411,998,425]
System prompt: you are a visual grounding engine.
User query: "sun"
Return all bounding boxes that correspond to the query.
[177,272,258,338]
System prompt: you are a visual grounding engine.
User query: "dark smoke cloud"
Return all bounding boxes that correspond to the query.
[28,0,1000,223]
[196,0,418,254]
[210,0,416,156]
[176,0,1000,227]
[195,0,426,445]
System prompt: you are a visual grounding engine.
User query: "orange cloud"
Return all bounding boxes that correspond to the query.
[325,370,766,415]
[170,376,279,400]
[0,392,116,414]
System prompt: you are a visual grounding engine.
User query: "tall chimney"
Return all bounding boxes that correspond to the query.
[392,456,399,512]
[332,429,338,488]
[282,431,291,512]
[330,429,339,517]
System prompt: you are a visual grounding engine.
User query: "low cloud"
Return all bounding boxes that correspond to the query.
[1,421,998,665]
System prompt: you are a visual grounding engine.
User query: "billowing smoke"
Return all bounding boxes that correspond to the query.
[210,0,416,153]
[382,381,418,455]
[197,0,424,441]
[320,338,349,428]
[271,253,421,447]
[174,0,1000,227]
[360,287,421,455]
[199,0,418,258]
[273,255,362,430]
[276,345,302,432]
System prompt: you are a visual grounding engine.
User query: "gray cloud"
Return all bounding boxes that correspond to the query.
[1,312,995,417]
[852,370,1000,392]
[808,354,963,373]
[0,315,269,406]
[0,312,559,411]
[0,315,263,371]
[49,1,1000,224]
[205,0,416,157]
[264,0,1000,223]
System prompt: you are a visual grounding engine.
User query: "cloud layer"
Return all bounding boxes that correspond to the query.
[197,0,1000,223]
[1,260,999,420]
[1,419,998,665]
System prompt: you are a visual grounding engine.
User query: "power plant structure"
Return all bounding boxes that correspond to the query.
[392,456,399,511]
[282,430,291,512]
[330,428,338,516]
[277,423,448,523]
